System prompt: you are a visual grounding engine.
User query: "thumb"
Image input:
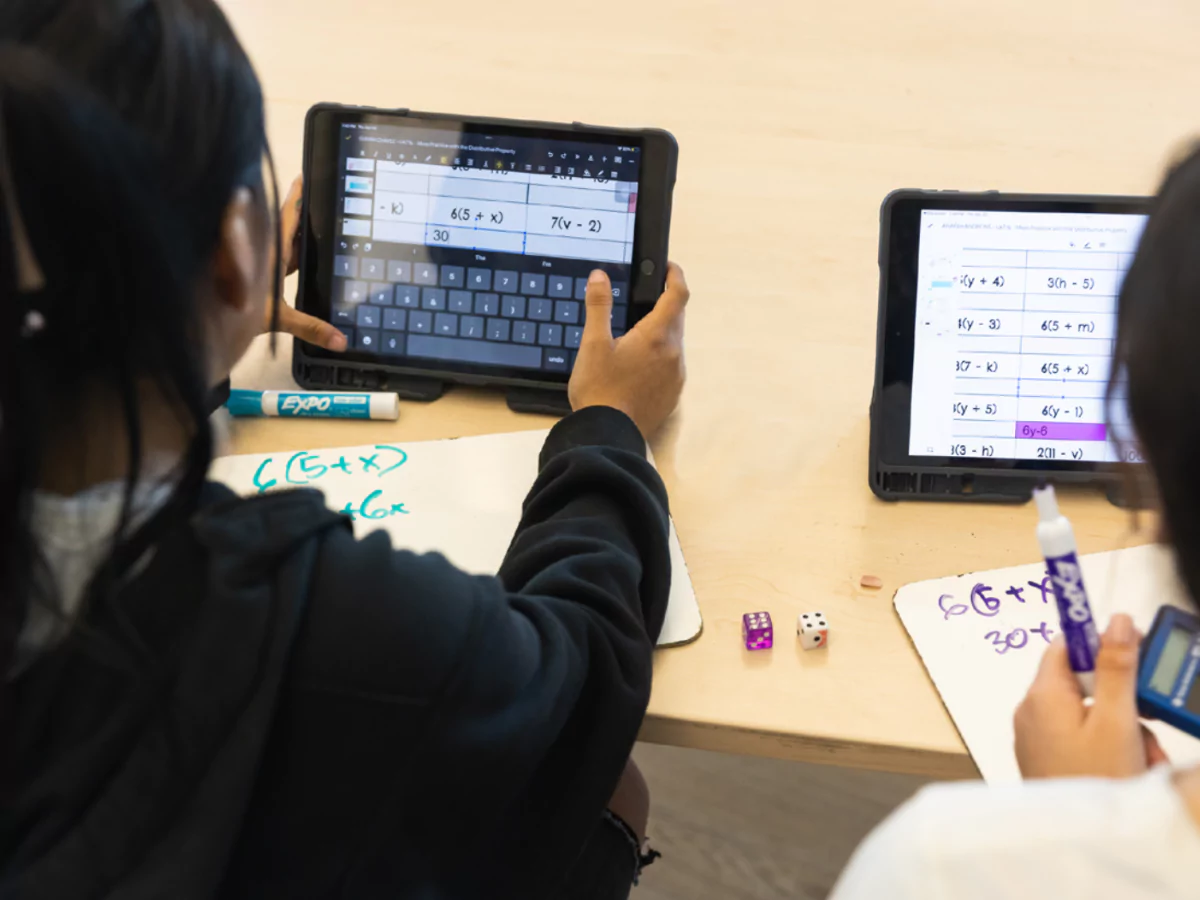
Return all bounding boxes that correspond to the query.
[1093,614,1140,714]
[581,269,613,344]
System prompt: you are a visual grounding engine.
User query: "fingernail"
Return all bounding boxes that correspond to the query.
[588,269,606,284]
[330,332,348,351]
[1108,614,1135,647]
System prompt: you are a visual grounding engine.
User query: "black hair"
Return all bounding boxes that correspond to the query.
[1109,145,1200,599]
[0,0,277,677]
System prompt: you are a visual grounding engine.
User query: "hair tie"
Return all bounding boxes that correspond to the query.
[20,309,45,338]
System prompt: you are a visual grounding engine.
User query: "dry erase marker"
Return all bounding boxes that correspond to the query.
[225,389,399,421]
[1033,484,1101,695]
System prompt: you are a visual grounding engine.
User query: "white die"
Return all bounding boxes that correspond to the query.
[797,612,829,650]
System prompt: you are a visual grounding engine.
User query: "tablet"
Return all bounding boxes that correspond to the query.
[293,104,677,410]
[870,190,1151,502]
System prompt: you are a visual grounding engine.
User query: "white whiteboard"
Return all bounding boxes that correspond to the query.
[895,543,1200,782]
[210,428,702,647]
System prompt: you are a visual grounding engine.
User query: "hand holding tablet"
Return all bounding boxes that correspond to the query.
[294,104,677,412]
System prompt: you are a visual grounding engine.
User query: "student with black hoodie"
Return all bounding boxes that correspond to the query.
[0,2,689,897]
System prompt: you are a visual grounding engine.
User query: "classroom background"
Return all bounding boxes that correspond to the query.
[221,0,1200,895]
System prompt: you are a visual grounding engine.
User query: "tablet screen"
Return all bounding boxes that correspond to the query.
[908,209,1148,464]
[329,121,641,374]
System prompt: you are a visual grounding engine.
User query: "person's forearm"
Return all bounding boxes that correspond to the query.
[499,405,672,643]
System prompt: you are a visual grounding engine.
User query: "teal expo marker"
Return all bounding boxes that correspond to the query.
[226,389,399,421]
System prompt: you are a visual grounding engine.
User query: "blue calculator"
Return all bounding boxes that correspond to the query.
[1137,606,1200,738]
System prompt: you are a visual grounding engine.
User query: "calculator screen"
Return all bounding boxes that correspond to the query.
[908,209,1149,464]
[326,121,642,376]
[1150,627,1193,696]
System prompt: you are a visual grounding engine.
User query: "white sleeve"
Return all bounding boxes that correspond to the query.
[828,771,1197,900]
[828,790,945,900]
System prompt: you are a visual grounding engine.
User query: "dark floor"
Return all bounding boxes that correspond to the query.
[631,743,930,900]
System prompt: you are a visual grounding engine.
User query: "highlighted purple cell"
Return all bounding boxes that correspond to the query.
[1014,422,1107,441]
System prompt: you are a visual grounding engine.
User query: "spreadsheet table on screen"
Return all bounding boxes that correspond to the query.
[909,209,1148,464]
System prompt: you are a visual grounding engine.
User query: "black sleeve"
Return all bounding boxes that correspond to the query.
[235,406,672,898]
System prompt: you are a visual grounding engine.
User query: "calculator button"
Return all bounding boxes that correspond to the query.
[565,326,583,349]
[409,310,433,333]
[356,305,380,329]
[448,290,473,313]
[335,255,358,278]
[344,280,367,305]
[512,321,537,344]
[440,265,465,288]
[369,283,393,305]
[522,273,546,296]
[355,328,380,352]
[361,258,385,281]
[494,270,519,293]
[502,295,526,318]
[487,318,511,341]
[554,300,580,324]
[434,312,458,336]
[537,323,563,347]
[421,288,446,310]
[387,260,412,282]
[528,298,553,322]
[467,268,492,290]
[475,293,499,316]
[383,309,407,331]
[395,285,420,308]
[414,262,438,285]
[459,315,485,339]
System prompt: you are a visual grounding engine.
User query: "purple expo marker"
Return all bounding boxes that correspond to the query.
[1033,485,1101,695]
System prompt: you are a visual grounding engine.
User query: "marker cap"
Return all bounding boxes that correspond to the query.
[370,393,401,420]
[1032,484,1060,522]
[225,389,264,417]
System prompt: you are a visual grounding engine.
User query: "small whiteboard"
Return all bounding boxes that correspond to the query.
[895,543,1200,782]
[210,429,702,647]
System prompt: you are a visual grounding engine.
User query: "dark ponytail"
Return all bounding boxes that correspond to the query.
[0,0,273,676]
[1108,145,1200,598]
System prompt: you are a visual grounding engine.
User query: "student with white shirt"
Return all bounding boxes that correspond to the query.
[832,148,1200,899]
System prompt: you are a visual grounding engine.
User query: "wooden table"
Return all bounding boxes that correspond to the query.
[220,0,1198,777]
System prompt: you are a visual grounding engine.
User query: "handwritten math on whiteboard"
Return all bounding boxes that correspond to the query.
[936,574,1062,656]
[908,208,1149,464]
[208,430,704,648]
[895,544,1200,783]
[247,445,411,521]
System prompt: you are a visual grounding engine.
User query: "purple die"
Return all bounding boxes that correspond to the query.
[742,611,773,650]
